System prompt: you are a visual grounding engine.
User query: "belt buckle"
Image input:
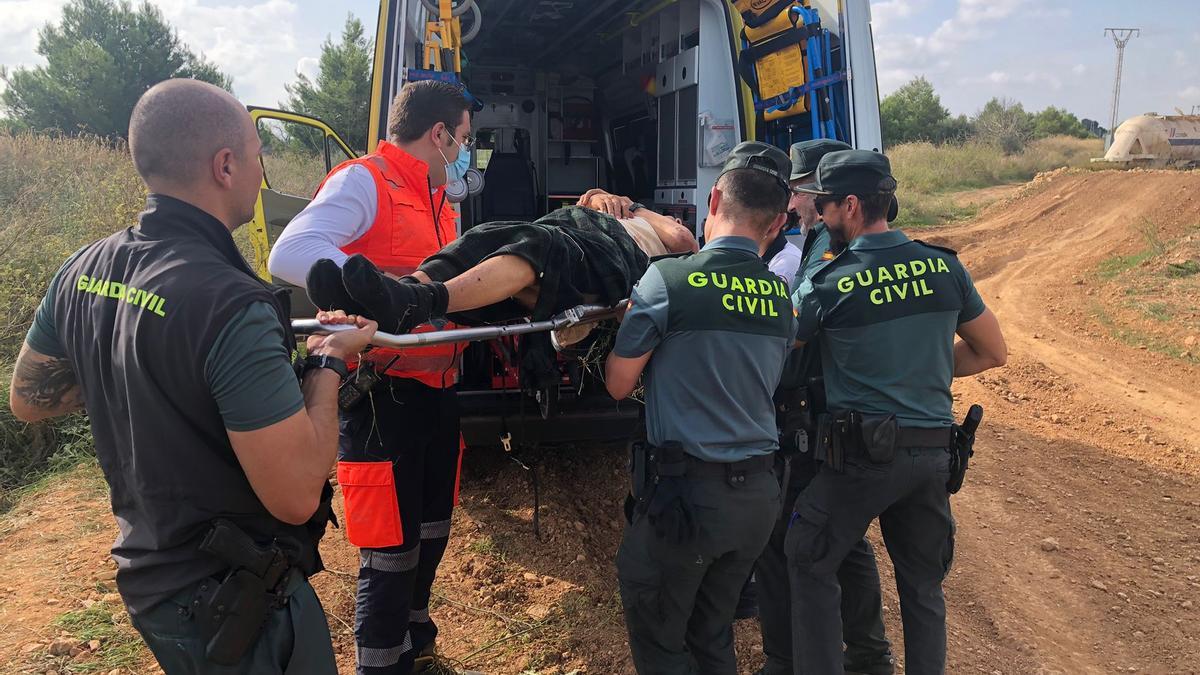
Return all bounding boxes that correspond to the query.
[726,464,747,487]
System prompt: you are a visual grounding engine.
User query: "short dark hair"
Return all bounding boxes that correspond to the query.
[387,81,470,142]
[853,192,894,222]
[716,168,789,231]
[129,79,248,185]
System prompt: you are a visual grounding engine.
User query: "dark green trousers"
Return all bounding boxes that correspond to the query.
[129,574,337,675]
[787,448,955,675]
[617,469,779,675]
[755,456,894,674]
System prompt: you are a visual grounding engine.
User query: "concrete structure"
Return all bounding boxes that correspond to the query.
[1093,113,1200,168]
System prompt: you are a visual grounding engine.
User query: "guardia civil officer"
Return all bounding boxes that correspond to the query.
[753,139,896,675]
[8,79,377,674]
[605,141,797,674]
[788,150,1007,674]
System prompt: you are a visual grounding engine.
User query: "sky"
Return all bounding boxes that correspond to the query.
[1,0,1197,127]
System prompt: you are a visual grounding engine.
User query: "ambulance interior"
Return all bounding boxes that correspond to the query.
[440,0,874,237]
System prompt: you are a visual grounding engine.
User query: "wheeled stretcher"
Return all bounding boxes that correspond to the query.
[291,302,624,349]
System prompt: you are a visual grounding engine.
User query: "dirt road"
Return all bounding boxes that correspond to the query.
[2,169,1198,674]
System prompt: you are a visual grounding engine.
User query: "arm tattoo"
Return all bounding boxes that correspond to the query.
[14,356,83,411]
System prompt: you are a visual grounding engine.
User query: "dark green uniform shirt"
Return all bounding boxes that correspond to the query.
[615,236,797,462]
[793,222,836,289]
[28,278,303,432]
[792,230,985,427]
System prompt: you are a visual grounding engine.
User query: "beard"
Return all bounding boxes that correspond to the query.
[825,220,849,249]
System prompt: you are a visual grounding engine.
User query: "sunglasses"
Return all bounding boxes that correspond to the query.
[813,195,846,215]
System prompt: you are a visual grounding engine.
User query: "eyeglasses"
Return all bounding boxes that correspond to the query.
[442,122,475,150]
[813,195,846,215]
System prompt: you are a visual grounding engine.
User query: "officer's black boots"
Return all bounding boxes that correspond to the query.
[306,258,369,316]
[341,253,449,334]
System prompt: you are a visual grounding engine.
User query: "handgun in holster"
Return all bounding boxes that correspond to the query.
[947,404,983,494]
[194,519,292,665]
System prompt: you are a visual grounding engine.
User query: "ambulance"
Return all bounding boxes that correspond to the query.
[246,0,884,446]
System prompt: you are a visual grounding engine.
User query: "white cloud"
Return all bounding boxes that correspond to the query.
[871,0,928,30]
[296,56,320,82]
[872,0,1029,95]
[0,0,308,107]
[1072,64,1087,75]
[924,0,1029,55]
[959,70,1062,91]
[0,0,69,69]
[154,0,302,106]
[1179,85,1200,101]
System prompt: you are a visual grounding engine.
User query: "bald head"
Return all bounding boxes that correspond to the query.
[129,79,252,186]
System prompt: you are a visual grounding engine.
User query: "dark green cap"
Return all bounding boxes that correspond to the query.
[797,149,898,196]
[720,141,791,191]
[789,139,851,180]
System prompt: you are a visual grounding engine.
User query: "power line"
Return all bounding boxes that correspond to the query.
[1104,28,1139,149]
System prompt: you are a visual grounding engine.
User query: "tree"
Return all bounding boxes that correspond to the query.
[1081,118,1107,138]
[283,15,372,153]
[1031,106,1090,139]
[0,0,231,139]
[880,77,953,146]
[972,98,1034,154]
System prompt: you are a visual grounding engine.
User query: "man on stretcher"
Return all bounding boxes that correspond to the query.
[273,188,698,341]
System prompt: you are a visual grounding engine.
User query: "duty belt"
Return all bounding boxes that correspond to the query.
[684,453,775,482]
[814,412,954,472]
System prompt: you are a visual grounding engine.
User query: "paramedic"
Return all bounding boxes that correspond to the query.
[266,80,477,675]
[605,141,796,674]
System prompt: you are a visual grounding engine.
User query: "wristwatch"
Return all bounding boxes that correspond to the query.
[302,353,349,380]
[628,202,646,214]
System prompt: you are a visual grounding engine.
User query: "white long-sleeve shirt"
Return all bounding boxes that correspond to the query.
[769,240,804,292]
[267,165,378,287]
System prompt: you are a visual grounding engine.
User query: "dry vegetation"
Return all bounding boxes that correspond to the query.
[890,135,1102,228]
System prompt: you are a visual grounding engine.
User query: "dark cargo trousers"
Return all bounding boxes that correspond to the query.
[130,574,336,674]
[787,448,955,675]
[339,378,461,674]
[617,468,779,675]
[755,456,893,674]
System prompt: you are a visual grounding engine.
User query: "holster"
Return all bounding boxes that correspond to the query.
[947,404,984,494]
[858,413,897,464]
[775,384,814,455]
[813,414,846,472]
[625,441,688,521]
[814,411,898,471]
[194,519,294,666]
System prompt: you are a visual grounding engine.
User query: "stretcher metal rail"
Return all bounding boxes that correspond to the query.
[291,302,623,349]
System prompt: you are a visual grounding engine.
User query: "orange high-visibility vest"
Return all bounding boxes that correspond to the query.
[316,140,461,388]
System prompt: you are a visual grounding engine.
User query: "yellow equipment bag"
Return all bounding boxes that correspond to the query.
[735,0,811,120]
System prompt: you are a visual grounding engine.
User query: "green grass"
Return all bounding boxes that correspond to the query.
[1097,250,1156,279]
[1166,260,1200,278]
[1095,218,1167,279]
[1143,302,1173,322]
[466,534,500,557]
[51,602,145,673]
[1091,303,1198,363]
